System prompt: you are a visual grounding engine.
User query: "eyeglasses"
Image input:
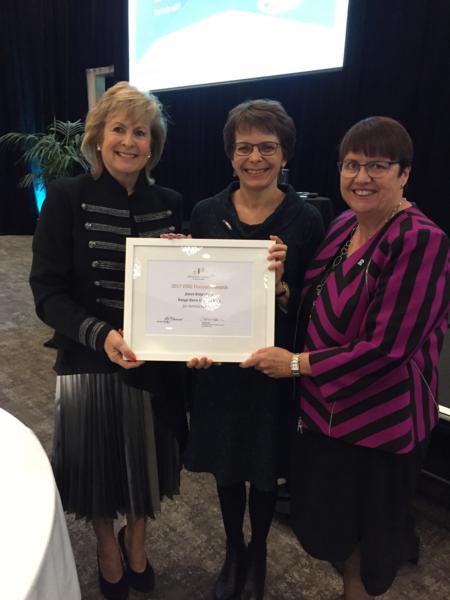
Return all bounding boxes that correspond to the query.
[233,142,281,156]
[337,160,400,178]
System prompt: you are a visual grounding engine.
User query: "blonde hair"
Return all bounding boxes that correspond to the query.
[81,81,167,182]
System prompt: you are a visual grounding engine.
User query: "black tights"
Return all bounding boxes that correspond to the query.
[217,481,277,548]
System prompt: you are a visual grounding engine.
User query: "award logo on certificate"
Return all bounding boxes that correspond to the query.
[123,238,275,362]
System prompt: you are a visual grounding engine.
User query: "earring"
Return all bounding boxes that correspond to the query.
[96,145,101,151]
[147,152,152,158]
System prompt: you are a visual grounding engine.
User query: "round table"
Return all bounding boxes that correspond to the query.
[0,408,80,600]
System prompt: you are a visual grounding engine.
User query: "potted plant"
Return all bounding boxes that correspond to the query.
[0,118,89,189]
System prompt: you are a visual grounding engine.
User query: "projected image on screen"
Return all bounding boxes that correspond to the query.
[129,0,350,92]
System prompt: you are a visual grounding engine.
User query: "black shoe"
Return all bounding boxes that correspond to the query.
[214,541,247,600]
[97,553,129,600]
[118,525,155,593]
[242,542,267,600]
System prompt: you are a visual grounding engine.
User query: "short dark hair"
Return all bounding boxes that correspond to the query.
[223,99,296,161]
[339,116,413,174]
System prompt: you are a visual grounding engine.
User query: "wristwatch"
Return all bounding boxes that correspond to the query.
[290,353,301,377]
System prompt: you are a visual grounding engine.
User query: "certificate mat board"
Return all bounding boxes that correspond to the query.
[123,238,275,362]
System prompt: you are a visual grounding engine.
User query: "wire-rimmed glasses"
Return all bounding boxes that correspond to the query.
[337,159,400,178]
[233,142,281,156]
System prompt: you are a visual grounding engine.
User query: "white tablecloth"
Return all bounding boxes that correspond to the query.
[0,408,81,600]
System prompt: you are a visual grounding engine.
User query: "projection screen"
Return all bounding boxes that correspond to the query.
[129,0,350,92]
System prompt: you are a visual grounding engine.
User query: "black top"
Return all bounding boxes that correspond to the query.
[189,181,325,346]
[184,182,324,488]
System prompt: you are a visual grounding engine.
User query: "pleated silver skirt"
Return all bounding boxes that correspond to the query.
[52,372,180,521]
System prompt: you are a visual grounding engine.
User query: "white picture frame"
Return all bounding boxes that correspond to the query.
[123,238,275,362]
[440,405,450,422]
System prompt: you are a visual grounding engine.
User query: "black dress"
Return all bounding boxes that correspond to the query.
[183,182,324,490]
[290,430,428,596]
[30,170,188,520]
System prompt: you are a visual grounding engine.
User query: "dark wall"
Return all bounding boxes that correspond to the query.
[0,0,128,233]
[2,0,449,234]
[154,0,450,231]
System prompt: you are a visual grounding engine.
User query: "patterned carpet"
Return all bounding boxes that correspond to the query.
[1,235,449,600]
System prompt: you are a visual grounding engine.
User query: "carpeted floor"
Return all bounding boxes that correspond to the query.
[1,235,450,600]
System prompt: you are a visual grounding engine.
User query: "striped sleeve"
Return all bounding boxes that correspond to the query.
[308,227,450,401]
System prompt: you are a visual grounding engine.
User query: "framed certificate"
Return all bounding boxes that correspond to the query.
[123,238,275,362]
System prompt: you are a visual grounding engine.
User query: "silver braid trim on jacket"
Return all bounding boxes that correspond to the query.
[95,298,124,309]
[79,317,97,346]
[134,209,173,222]
[88,320,109,350]
[91,260,125,271]
[88,240,126,252]
[141,225,176,237]
[79,317,109,350]
[94,280,124,290]
[84,222,131,235]
[81,203,130,218]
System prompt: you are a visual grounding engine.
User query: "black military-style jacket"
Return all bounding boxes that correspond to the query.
[30,169,182,375]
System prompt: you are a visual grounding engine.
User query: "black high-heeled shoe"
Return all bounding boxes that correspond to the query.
[97,552,129,600]
[118,525,155,593]
[214,541,247,600]
[242,542,267,600]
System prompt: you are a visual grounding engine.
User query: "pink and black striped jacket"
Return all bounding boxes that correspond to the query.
[300,206,450,453]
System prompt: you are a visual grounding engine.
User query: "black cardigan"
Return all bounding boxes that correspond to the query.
[189,181,325,347]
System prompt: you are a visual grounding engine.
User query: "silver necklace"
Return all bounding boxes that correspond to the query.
[314,200,404,301]
[351,200,404,246]
[314,225,357,299]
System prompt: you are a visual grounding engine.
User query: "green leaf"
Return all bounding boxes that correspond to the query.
[0,118,89,187]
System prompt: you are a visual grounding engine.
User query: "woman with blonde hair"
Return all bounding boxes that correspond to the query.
[30,81,187,600]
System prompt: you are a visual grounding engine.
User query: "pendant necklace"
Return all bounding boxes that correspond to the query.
[349,199,405,250]
[313,200,404,303]
[314,225,357,299]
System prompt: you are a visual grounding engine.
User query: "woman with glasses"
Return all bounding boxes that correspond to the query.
[184,99,324,600]
[242,116,450,599]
